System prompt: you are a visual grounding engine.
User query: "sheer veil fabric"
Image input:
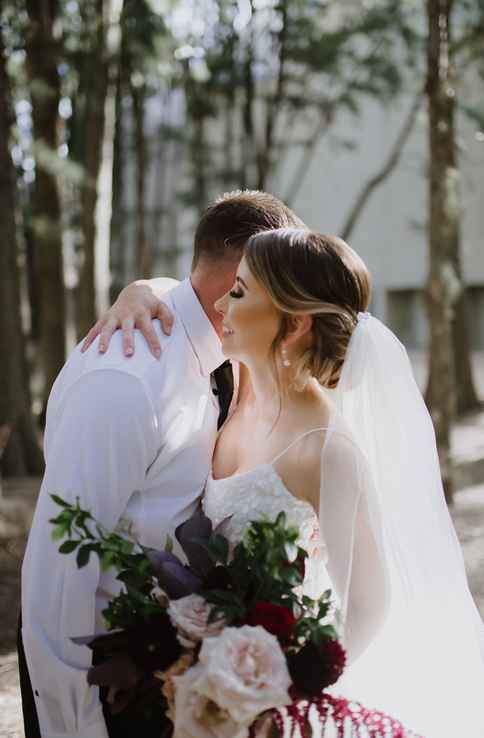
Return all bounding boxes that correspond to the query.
[318,314,484,737]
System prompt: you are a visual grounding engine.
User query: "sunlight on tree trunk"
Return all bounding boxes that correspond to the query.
[76,0,109,341]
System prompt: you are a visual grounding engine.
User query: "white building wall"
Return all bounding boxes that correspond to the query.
[120,79,484,348]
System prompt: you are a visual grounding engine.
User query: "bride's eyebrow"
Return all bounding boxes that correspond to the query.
[236,276,249,289]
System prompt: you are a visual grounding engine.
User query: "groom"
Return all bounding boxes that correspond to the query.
[19,190,304,738]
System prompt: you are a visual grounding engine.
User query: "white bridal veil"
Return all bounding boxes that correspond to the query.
[318,313,484,738]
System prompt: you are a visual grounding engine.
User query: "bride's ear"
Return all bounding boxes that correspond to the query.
[284,315,313,346]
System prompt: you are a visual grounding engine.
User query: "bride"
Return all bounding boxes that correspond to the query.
[85,227,484,737]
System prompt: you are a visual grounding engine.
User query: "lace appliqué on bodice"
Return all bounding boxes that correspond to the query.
[203,464,331,599]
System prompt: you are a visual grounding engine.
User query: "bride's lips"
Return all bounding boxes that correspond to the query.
[222,324,234,337]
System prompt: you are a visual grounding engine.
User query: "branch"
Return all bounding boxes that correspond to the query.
[341,85,424,241]
[283,112,332,207]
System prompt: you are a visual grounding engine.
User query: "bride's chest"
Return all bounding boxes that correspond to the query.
[203,465,320,556]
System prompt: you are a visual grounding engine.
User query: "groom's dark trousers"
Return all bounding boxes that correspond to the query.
[17,612,170,738]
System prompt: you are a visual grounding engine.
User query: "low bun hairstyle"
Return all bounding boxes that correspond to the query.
[244,228,371,390]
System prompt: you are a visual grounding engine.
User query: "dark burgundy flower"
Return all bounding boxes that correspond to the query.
[288,639,346,696]
[245,601,296,643]
[79,611,182,673]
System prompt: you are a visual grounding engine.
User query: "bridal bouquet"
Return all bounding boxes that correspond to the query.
[49,496,347,736]
[50,497,421,738]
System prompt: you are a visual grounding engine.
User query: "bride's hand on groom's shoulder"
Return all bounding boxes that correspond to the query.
[81,277,178,358]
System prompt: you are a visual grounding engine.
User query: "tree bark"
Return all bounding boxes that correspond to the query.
[131,82,150,278]
[257,0,288,190]
[109,59,126,302]
[425,0,459,503]
[453,292,480,413]
[25,0,66,411]
[0,26,44,476]
[76,0,109,340]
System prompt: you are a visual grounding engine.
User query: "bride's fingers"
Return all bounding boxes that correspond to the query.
[81,318,106,353]
[122,316,135,356]
[138,314,161,358]
[98,318,119,353]
[156,301,174,336]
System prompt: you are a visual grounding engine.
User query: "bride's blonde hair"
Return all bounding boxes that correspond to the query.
[244,228,371,390]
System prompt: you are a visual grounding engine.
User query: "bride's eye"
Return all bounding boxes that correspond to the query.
[229,289,243,299]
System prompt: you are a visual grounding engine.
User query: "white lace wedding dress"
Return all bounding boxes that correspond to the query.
[203,424,421,738]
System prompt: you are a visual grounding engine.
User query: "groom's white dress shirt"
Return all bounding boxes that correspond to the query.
[21,278,234,738]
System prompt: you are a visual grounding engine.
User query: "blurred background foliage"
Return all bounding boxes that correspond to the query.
[1,0,484,501]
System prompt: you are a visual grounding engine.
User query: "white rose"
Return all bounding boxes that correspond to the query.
[168,594,225,645]
[172,664,251,738]
[197,625,292,724]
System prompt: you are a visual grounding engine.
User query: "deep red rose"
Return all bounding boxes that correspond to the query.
[288,639,346,697]
[245,601,297,643]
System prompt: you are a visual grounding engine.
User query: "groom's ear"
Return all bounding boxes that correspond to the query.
[284,315,313,345]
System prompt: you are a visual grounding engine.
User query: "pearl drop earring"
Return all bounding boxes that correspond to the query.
[281,345,291,367]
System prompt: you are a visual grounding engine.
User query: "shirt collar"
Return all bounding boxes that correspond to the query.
[171,278,226,376]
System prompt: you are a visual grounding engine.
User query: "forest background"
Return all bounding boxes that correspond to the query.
[1,0,484,503]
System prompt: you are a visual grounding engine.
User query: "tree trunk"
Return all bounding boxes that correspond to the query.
[0,27,44,476]
[76,0,109,340]
[425,0,460,503]
[25,0,66,412]
[109,61,126,301]
[453,292,480,413]
[131,83,150,278]
[257,0,288,191]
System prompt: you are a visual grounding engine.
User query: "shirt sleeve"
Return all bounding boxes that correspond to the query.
[21,370,158,738]
[319,429,389,664]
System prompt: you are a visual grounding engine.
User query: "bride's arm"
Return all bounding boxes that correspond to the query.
[319,431,389,664]
[81,277,179,357]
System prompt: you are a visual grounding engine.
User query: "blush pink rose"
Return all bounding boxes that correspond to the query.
[168,594,225,646]
[196,625,292,724]
[172,664,251,738]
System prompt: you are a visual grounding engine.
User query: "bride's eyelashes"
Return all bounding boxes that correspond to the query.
[229,288,243,299]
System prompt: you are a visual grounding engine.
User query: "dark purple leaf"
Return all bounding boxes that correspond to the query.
[143,546,202,599]
[144,547,183,571]
[157,560,203,599]
[175,508,213,577]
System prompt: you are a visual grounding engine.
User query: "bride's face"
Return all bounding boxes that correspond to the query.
[214,256,281,364]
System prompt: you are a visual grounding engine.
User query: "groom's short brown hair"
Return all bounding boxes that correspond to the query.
[192,190,305,269]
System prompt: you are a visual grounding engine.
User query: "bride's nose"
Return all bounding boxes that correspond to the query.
[214,291,228,316]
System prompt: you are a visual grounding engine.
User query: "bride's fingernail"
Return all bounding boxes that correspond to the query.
[126,346,133,356]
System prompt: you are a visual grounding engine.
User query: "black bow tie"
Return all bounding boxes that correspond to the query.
[212,361,234,430]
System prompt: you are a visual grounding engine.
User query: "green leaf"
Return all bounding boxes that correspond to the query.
[165,534,174,553]
[50,494,71,508]
[100,551,115,571]
[59,540,80,554]
[52,525,67,541]
[77,545,92,568]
